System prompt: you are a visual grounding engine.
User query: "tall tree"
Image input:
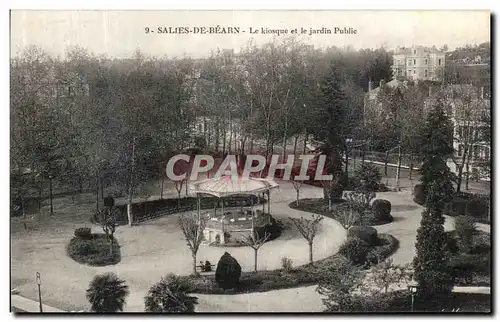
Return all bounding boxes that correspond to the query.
[413,98,455,299]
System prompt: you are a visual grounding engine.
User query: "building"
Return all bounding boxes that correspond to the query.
[392,45,446,82]
[424,84,490,180]
[363,78,405,119]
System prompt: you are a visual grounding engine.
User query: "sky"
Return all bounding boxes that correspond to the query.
[10,10,491,59]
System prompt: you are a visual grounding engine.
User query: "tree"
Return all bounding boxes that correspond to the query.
[418,97,455,206]
[289,214,323,264]
[449,85,488,192]
[86,273,129,312]
[144,274,198,313]
[365,258,413,294]
[414,99,455,298]
[291,177,304,207]
[317,259,366,312]
[239,230,271,272]
[93,205,120,256]
[315,65,349,203]
[178,213,206,275]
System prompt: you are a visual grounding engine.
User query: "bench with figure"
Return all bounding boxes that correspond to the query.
[197,261,215,273]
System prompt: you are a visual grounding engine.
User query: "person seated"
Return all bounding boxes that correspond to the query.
[204,261,213,272]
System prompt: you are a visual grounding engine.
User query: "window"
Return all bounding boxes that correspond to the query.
[425,59,428,64]
[425,70,428,77]
[485,147,490,161]
[413,59,416,65]
[413,70,416,75]
[414,50,416,54]
[438,59,442,66]
[458,144,463,157]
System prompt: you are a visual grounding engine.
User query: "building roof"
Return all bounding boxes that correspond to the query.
[368,78,404,95]
[191,176,279,198]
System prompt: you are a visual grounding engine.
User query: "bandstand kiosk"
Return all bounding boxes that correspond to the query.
[191,175,279,245]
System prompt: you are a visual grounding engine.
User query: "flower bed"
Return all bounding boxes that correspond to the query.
[67,233,121,266]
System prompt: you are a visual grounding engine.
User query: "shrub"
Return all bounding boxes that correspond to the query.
[215,252,242,290]
[67,234,121,266]
[454,215,476,252]
[281,257,293,273]
[466,198,489,219]
[354,164,382,193]
[74,227,92,239]
[470,232,490,254]
[372,199,392,222]
[339,237,370,265]
[366,234,400,265]
[413,184,425,205]
[144,274,198,312]
[347,226,378,245]
[448,253,491,280]
[378,183,390,192]
[103,196,115,208]
[86,272,129,312]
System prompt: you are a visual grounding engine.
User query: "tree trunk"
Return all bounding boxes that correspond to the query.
[303,132,307,154]
[127,137,137,226]
[384,151,389,176]
[21,195,27,230]
[250,136,254,154]
[78,177,83,193]
[344,145,349,173]
[49,176,54,216]
[185,179,189,196]
[178,191,181,208]
[100,177,104,199]
[409,156,413,180]
[465,161,470,190]
[109,239,113,257]
[309,242,313,264]
[228,122,233,154]
[160,176,164,199]
[395,145,402,191]
[296,190,300,207]
[96,175,99,212]
[38,183,42,212]
[361,145,366,166]
[293,135,299,156]
[254,249,258,272]
[192,252,197,275]
[456,146,469,193]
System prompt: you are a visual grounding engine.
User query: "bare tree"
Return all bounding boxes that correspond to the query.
[239,230,271,272]
[173,179,186,208]
[178,213,207,275]
[289,214,323,264]
[93,206,120,256]
[291,178,304,207]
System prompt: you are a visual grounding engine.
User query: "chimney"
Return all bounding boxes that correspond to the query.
[368,79,373,92]
[481,86,484,99]
[379,79,385,88]
[428,85,432,97]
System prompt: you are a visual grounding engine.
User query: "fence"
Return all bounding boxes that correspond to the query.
[350,149,420,170]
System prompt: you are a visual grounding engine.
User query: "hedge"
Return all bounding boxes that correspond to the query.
[179,233,399,294]
[104,195,265,225]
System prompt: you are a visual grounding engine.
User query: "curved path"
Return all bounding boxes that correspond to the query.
[10,181,345,312]
[11,182,490,312]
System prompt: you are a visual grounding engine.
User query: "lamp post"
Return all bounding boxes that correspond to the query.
[408,282,418,312]
[36,272,42,313]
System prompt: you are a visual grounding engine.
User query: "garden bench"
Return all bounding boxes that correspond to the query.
[196,261,215,273]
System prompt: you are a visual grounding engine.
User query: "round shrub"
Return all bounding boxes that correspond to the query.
[67,234,121,266]
[347,226,378,245]
[339,237,370,265]
[75,227,92,239]
[104,195,115,208]
[413,184,425,205]
[365,234,400,265]
[215,252,242,290]
[466,198,489,219]
[372,199,392,221]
